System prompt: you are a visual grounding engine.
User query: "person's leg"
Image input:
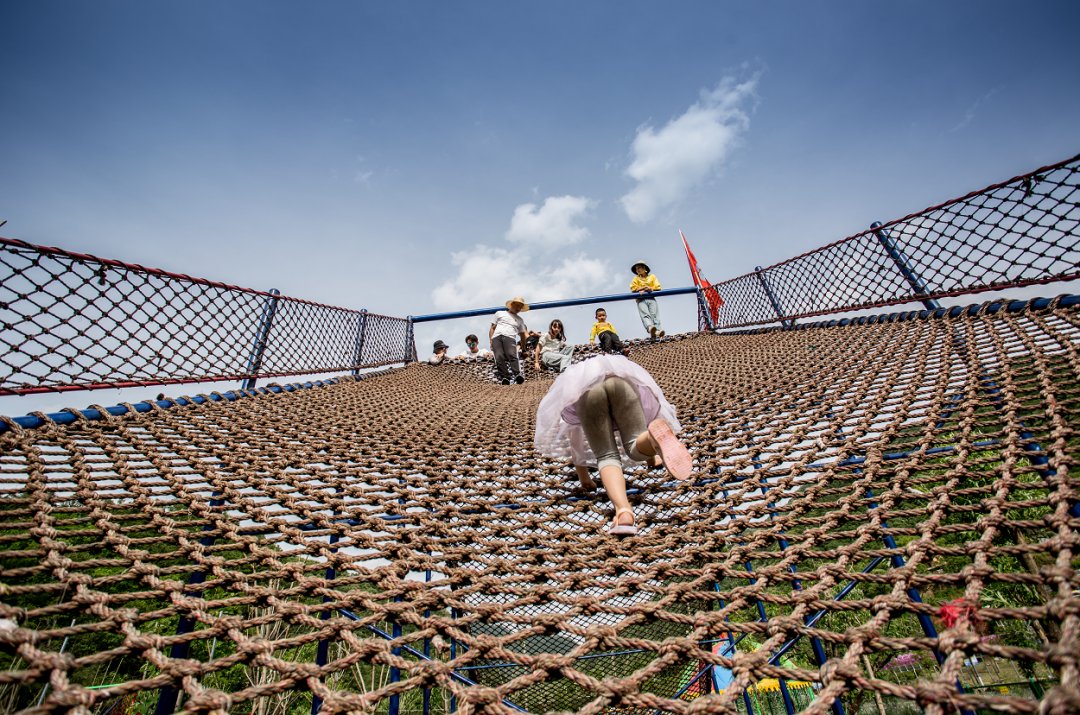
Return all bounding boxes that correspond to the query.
[557,346,574,372]
[599,464,634,530]
[505,338,523,381]
[492,335,512,381]
[635,421,692,481]
[577,384,635,532]
[597,331,616,353]
[636,299,653,334]
[577,384,617,466]
[644,298,663,337]
[602,377,649,460]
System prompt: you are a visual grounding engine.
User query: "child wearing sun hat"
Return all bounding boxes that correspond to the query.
[630,260,665,340]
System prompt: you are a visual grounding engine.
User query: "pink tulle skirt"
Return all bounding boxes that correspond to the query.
[533,354,680,467]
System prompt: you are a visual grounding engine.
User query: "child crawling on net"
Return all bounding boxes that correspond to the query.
[533,354,692,536]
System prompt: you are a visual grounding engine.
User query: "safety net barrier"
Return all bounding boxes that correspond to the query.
[1,295,1078,714]
[0,241,413,395]
[705,154,1080,330]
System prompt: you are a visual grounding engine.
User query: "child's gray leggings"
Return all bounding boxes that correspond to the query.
[575,376,648,471]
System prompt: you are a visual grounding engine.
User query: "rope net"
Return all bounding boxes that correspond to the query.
[1,297,1077,714]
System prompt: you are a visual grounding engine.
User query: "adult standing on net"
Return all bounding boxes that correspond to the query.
[534,354,692,535]
[490,296,529,384]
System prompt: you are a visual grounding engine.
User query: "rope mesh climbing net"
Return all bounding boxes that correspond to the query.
[1,298,1077,714]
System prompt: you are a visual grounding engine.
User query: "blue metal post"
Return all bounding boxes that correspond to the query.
[311,491,342,715]
[449,607,458,714]
[755,266,794,329]
[713,592,754,715]
[870,222,941,310]
[154,493,225,715]
[351,309,368,376]
[242,288,281,390]
[751,454,843,715]
[389,599,403,715]
[974,371,1079,518]
[865,488,974,715]
[423,561,432,715]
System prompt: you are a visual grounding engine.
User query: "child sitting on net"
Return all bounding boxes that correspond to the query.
[534,354,692,535]
[589,307,629,355]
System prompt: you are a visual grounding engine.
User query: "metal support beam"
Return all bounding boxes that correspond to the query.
[242,288,281,390]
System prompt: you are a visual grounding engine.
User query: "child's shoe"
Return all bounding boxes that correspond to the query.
[648,419,692,481]
[514,374,525,384]
[608,508,638,536]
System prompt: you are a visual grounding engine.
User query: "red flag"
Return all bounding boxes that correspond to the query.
[680,230,723,326]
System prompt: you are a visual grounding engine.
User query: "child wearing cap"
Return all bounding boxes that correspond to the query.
[630,260,665,340]
[428,340,450,365]
[489,297,529,384]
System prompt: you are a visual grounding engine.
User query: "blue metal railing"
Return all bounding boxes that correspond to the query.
[409,286,700,323]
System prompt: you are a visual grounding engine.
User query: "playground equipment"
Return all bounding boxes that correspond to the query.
[0,154,1078,714]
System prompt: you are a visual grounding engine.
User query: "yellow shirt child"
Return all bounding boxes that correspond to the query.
[630,260,665,340]
[589,308,627,354]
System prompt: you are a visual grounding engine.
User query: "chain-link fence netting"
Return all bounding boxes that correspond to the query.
[708,154,1080,329]
[0,240,411,395]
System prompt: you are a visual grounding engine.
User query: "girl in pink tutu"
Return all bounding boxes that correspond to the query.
[533,354,692,535]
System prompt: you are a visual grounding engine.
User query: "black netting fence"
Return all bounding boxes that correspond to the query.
[0,240,411,395]
[706,154,1080,329]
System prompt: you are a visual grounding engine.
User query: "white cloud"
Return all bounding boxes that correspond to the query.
[620,72,760,223]
[505,195,594,246]
[432,192,615,311]
[431,244,613,310]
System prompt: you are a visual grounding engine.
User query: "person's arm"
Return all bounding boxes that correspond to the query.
[648,274,661,291]
[489,322,496,343]
[534,339,543,369]
[589,323,598,342]
[574,464,597,491]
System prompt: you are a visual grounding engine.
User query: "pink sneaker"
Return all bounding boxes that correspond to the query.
[648,419,692,481]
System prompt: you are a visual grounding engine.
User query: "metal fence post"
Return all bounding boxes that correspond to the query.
[696,286,717,331]
[755,266,794,329]
[404,317,416,365]
[351,310,368,376]
[242,289,281,390]
[870,222,941,310]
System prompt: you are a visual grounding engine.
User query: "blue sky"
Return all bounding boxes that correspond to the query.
[2,0,1079,412]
